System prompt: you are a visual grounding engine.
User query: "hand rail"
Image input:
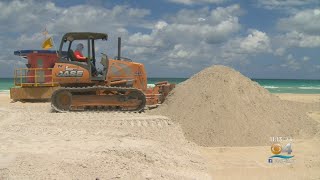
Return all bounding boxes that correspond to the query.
[14,68,57,87]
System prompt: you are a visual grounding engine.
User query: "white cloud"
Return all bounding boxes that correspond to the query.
[122,5,282,74]
[239,30,271,53]
[128,5,242,48]
[274,8,320,50]
[257,0,319,11]
[123,5,245,71]
[168,44,198,59]
[279,31,320,48]
[279,54,313,72]
[274,47,286,56]
[155,21,168,30]
[0,1,150,35]
[0,0,151,77]
[221,30,271,62]
[1,1,315,78]
[280,54,301,71]
[168,0,227,5]
[0,1,61,33]
[278,9,320,35]
[170,5,243,25]
[47,5,150,34]
[302,56,309,62]
[128,33,158,47]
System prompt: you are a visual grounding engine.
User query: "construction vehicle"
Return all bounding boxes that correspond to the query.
[50,32,175,112]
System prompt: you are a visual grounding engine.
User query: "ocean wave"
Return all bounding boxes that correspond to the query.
[298,87,320,90]
[0,90,10,94]
[263,86,295,89]
[263,86,279,89]
[147,84,155,88]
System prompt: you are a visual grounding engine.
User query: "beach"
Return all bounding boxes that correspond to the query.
[276,93,320,104]
[204,93,320,179]
[0,90,319,179]
[0,0,319,179]
[0,92,210,179]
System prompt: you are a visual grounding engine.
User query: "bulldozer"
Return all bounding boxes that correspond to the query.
[50,32,174,112]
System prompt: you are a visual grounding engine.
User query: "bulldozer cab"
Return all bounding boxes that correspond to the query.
[58,32,108,80]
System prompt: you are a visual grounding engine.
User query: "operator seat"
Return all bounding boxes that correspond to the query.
[68,49,77,61]
[68,49,98,76]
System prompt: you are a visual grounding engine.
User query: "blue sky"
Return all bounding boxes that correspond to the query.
[0,0,319,79]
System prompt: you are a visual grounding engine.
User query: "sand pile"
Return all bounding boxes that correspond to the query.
[154,65,318,147]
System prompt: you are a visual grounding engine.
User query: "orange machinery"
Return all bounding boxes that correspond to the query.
[49,32,174,112]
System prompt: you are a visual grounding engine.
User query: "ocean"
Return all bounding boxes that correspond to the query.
[1,78,320,94]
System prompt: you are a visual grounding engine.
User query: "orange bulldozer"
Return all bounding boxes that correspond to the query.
[50,32,175,112]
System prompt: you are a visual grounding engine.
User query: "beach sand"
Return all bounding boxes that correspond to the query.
[0,93,210,179]
[276,93,320,104]
[203,93,320,179]
[0,93,319,179]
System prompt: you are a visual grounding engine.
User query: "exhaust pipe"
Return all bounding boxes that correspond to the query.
[117,37,121,60]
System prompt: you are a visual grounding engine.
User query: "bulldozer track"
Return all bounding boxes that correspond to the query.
[51,108,144,114]
[51,86,146,113]
[106,118,171,128]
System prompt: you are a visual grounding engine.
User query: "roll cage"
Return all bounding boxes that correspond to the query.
[58,32,108,67]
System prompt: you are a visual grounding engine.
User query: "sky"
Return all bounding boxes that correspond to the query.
[0,0,319,79]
